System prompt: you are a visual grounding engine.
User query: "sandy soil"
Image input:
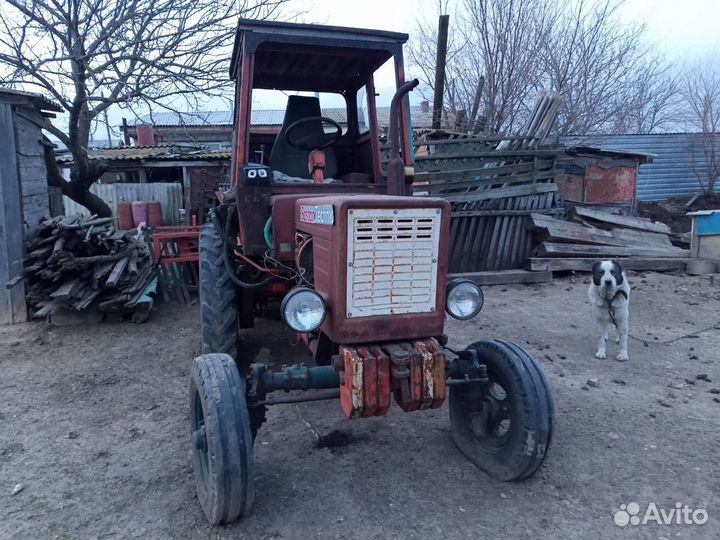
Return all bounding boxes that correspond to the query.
[1,272,719,539]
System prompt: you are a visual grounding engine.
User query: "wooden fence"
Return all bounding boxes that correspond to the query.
[385,136,563,274]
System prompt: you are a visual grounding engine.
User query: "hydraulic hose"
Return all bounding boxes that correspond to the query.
[210,211,274,289]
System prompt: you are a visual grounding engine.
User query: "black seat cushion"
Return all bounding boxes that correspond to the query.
[268,95,337,179]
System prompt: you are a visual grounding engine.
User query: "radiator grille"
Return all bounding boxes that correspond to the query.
[346,208,441,317]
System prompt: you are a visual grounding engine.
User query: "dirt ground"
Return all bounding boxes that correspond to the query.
[1,271,719,540]
[637,193,720,234]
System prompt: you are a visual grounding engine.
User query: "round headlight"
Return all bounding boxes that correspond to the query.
[446,279,484,320]
[281,287,326,332]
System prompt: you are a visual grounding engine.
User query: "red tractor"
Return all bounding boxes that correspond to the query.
[190,19,554,525]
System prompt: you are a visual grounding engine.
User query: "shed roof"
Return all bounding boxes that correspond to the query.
[565,145,655,164]
[231,19,407,92]
[0,88,63,112]
[56,145,230,164]
[130,105,439,129]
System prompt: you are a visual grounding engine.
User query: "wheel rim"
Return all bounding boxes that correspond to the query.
[469,371,514,452]
[193,392,209,484]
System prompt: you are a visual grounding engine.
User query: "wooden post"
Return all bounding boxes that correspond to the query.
[182,166,191,225]
[432,14,450,130]
[0,104,28,324]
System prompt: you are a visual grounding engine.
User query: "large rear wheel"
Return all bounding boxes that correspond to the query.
[449,339,554,481]
[190,353,254,525]
[199,222,238,359]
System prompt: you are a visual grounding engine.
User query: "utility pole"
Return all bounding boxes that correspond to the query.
[432,14,450,130]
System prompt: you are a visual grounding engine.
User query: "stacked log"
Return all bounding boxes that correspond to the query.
[526,208,690,272]
[20,214,157,317]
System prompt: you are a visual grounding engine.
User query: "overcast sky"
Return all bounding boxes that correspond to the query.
[294,0,720,59]
[98,0,720,140]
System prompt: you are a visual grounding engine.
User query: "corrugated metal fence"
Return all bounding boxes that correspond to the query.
[63,182,183,225]
[562,133,720,201]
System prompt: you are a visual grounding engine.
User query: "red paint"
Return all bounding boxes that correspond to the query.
[358,347,378,417]
[584,164,636,204]
[147,200,163,228]
[151,226,201,264]
[135,124,156,146]
[117,202,134,230]
[308,150,326,183]
[131,201,148,227]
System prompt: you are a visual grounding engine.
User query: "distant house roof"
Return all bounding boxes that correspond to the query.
[0,88,63,112]
[56,144,231,165]
[130,105,442,130]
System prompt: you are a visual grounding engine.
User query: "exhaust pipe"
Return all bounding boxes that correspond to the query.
[387,78,419,196]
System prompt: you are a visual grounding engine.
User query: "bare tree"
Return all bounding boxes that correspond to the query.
[683,63,720,195]
[409,0,551,134]
[0,0,289,216]
[607,54,680,135]
[408,0,679,137]
[539,0,678,135]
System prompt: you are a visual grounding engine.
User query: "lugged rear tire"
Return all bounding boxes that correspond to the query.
[449,339,554,481]
[199,222,238,360]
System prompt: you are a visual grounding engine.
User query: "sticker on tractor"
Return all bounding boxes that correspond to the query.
[300,204,334,225]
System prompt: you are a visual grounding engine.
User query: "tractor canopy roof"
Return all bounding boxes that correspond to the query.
[231,19,409,93]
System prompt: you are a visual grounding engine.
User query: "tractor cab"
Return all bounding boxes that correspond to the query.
[228,20,421,259]
[230,19,413,188]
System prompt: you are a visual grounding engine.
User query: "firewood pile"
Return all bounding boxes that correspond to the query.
[21,214,157,318]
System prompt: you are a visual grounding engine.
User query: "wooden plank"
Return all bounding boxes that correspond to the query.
[414,160,554,182]
[0,103,27,324]
[414,148,560,161]
[416,169,557,194]
[526,257,691,272]
[573,206,671,234]
[105,256,131,287]
[441,182,558,203]
[450,269,553,285]
[50,278,82,300]
[529,214,671,248]
[535,242,689,258]
[451,208,563,217]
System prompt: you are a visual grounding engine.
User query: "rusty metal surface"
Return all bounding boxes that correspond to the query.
[584,163,637,205]
[563,133,720,201]
[295,195,450,344]
[339,338,445,419]
[339,345,364,419]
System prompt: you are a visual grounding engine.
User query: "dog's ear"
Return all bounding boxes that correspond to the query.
[612,259,624,284]
[592,261,602,286]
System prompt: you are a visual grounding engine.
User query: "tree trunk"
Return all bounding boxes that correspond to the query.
[42,138,112,217]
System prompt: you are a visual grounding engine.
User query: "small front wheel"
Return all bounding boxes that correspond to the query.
[449,340,554,481]
[190,353,255,525]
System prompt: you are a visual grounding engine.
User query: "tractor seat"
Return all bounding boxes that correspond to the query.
[269,95,338,179]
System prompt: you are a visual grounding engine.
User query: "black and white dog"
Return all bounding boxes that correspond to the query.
[588,260,631,361]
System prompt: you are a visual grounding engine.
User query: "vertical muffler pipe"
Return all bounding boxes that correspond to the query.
[387,78,419,196]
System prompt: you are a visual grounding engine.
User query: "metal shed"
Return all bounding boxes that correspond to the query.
[563,133,720,201]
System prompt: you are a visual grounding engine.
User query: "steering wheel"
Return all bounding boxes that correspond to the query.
[285,116,342,151]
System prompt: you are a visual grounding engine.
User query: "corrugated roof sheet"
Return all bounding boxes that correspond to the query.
[57,145,230,164]
[0,87,63,112]
[562,133,720,201]
[131,105,440,129]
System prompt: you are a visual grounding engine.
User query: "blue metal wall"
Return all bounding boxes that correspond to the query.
[562,133,720,201]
